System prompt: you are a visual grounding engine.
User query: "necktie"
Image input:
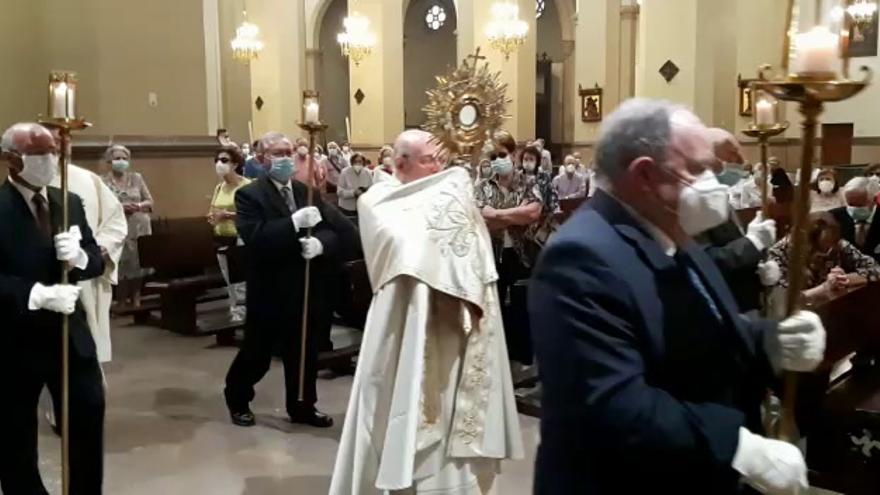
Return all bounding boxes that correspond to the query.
[32,193,52,239]
[675,252,723,322]
[280,186,296,213]
[856,221,868,248]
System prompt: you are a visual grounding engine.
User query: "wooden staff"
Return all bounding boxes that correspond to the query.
[296,123,327,402]
[59,126,72,495]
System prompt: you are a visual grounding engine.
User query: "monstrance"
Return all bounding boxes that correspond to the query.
[423,48,511,166]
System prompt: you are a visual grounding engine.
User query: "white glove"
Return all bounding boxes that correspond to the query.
[732,427,808,495]
[765,310,826,373]
[300,237,324,260]
[757,260,782,287]
[28,283,82,315]
[291,206,322,231]
[54,226,88,269]
[747,213,777,251]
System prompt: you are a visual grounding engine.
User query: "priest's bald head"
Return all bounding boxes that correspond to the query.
[392,129,441,184]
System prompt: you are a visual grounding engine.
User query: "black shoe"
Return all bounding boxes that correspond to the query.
[289,408,334,428]
[230,408,256,427]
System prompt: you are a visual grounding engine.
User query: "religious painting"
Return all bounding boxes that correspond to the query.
[849,14,880,57]
[579,84,603,122]
[738,75,756,117]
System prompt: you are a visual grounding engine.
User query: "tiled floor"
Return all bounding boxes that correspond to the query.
[35,320,540,494]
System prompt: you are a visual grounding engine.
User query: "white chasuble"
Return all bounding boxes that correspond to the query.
[330,168,523,495]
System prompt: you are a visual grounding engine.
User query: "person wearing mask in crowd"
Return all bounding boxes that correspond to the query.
[102,144,153,308]
[293,137,327,191]
[534,137,553,173]
[829,176,880,262]
[223,131,358,429]
[695,128,779,315]
[736,161,770,209]
[529,99,826,495]
[324,141,349,195]
[767,211,880,314]
[810,168,845,213]
[0,123,107,494]
[477,157,493,184]
[241,141,254,161]
[208,146,250,322]
[372,145,396,183]
[336,152,373,219]
[520,145,560,268]
[476,142,542,365]
[552,154,587,200]
[243,140,265,179]
[340,142,353,163]
[706,127,748,188]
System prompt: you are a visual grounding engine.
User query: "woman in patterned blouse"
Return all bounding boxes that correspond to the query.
[518,145,560,267]
[767,211,880,314]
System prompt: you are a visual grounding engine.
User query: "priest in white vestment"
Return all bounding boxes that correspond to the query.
[50,163,127,363]
[330,130,523,495]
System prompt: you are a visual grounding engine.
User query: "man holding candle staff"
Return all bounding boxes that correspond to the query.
[0,122,106,494]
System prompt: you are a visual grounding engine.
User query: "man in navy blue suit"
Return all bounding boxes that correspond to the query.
[529,99,827,495]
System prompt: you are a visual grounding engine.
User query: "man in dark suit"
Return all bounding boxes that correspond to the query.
[830,176,880,262]
[0,123,106,494]
[224,131,358,428]
[529,100,826,494]
[696,128,778,314]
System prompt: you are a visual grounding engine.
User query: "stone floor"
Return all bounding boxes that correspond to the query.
[34,319,540,494]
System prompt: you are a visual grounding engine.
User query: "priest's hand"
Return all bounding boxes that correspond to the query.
[28,283,82,315]
[292,206,322,231]
[765,310,826,372]
[300,237,324,260]
[54,226,89,270]
[732,427,808,495]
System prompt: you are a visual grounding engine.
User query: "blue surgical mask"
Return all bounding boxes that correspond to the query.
[491,157,513,176]
[848,206,873,222]
[112,159,130,172]
[269,157,295,183]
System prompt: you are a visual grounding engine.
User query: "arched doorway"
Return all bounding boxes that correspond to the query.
[403,0,457,128]
[315,0,351,144]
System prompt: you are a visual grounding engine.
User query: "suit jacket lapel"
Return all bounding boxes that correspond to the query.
[48,187,64,235]
[292,181,308,212]
[590,190,676,272]
[259,176,292,216]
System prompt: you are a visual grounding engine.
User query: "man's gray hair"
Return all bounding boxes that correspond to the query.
[594,98,684,180]
[1,123,41,153]
[259,131,288,151]
[103,144,131,163]
[844,176,870,195]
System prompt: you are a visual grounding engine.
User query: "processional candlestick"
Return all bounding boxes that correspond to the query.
[40,70,92,495]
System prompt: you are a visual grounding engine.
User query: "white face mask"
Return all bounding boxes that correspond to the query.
[678,170,731,236]
[565,164,576,174]
[215,161,231,177]
[818,179,835,194]
[353,164,364,173]
[296,146,308,157]
[20,153,59,188]
[382,157,393,169]
[342,146,350,153]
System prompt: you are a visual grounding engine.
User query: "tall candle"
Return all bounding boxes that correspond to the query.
[755,99,774,126]
[793,26,839,76]
[50,82,76,119]
[305,102,320,124]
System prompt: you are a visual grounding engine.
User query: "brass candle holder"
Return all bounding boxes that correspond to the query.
[295,90,328,402]
[38,70,91,495]
[754,62,872,441]
[742,80,790,218]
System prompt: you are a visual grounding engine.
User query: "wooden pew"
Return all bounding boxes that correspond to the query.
[135,217,228,335]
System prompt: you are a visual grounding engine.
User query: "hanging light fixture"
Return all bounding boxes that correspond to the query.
[231,3,264,64]
[486,2,529,60]
[337,13,377,66]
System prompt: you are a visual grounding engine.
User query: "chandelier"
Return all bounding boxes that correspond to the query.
[337,13,377,66]
[486,2,529,60]
[832,0,878,27]
[231,9,264,63]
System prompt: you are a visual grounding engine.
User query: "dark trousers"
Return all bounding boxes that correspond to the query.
[497,247,534,364]
[0,350,105,495]
[224,316,319,416]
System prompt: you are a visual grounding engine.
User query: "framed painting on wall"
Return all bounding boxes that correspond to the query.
[849,13,879,57]
[579,84,603,122]
[737,74,756,117]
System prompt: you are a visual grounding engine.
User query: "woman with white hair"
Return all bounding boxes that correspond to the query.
[102,144,154,307]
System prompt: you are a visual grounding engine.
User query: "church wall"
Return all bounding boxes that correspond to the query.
[403,0,457,129]
[219,0,255,145]
[317,0,351,144]
[537,0,565,63]
[0,1,45,130]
